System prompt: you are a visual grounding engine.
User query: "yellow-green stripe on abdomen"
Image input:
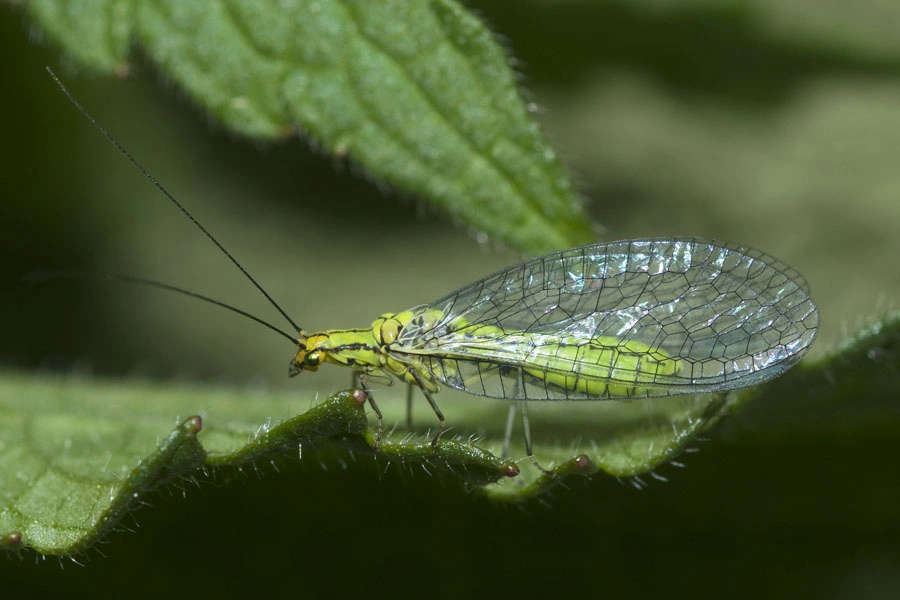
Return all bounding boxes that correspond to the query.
[520,337,681,398]
[417,320,682,399]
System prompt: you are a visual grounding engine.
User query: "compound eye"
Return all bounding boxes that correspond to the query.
[304,351,322,367]
[380,319,401,345]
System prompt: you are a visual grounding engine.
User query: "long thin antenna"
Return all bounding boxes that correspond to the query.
[25,270,299,345]
[45,66,303,335]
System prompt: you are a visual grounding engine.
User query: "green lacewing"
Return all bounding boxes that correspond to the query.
[48,68,819,470]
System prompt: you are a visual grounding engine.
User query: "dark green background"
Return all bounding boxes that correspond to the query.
[2,1,899,597]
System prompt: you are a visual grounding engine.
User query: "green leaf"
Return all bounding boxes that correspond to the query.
[23,0,593,254]
[0,373,512,555]
[4,311,897,555]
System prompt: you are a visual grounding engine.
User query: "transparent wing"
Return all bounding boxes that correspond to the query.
[392,238,819,401]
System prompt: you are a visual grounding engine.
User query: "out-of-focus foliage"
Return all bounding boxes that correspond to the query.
[23,0,592,254]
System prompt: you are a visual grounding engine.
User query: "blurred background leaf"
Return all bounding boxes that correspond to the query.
[22,0,593,253]
[2,0,899,597]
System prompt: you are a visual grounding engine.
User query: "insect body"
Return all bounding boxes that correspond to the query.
[49,70,818,465]
[291,238,819,446]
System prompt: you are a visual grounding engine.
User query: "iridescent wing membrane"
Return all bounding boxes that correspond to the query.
[393,238,818,401]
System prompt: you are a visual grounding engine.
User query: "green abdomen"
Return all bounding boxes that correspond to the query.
[521,336,681,398]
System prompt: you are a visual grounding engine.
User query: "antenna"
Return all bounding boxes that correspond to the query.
[45,66,303,336]
[25,270,298,345]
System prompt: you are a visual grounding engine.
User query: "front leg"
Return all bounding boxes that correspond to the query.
[354,369,392,453]
[405,367,446,447]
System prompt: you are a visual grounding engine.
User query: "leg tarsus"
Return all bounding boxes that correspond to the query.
[407,368,445,447]
[424,388,445,447]
[405,384,414,431]
[521,402,555,476]
[502,403,516,459]
[357,372,384,453]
